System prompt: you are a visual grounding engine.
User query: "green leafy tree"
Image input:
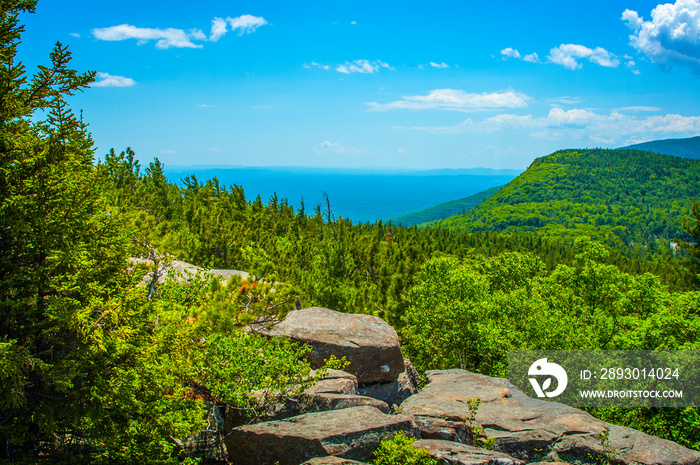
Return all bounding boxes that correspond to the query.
[678,200,700,287]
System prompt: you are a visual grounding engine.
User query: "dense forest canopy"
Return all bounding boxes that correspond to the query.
[2,1,700,462]
[619,136,700,160]
[437,149,700,247]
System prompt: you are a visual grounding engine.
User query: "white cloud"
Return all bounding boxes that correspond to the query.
[228,15,267,35]
[547,43,620,70]
[548,96,582,105]
[523,53,540,63]
[500,47,521,59]
[351,21,357,25]
[367,89,531,112]
[315,140,368,155]
[336,59,393,74]
[429,61,450,68]
[210,18,228,42]
[189,29,207,41]
[616,106,662,112]
[91,72,136,87]
[622,9,644,31]
[303,61,331,71]
[623,0,700,75]
[501,48,540,63]
[626,59,641,74]
[69,32,80,38]
[93,15,267,49]
[407,107,700,145]
[92,24,204,49]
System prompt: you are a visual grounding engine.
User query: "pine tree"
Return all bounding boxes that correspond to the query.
[0,3,202,461]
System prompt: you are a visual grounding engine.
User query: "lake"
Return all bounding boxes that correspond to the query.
[163,166,520,224]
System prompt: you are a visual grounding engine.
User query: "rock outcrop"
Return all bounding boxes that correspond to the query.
[413,439,525,465]
[258,307,405,384]
[302,457,370,464]
[166,294,700,465]
[225,406,419,465]
[357,358,420,407]
[399,369,700,465]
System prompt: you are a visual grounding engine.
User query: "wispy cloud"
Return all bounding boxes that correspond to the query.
[429,61,450,68]
[315,140,368,155]
[228,15,268,35]
[336,59,393,74]
[209,18,228,42]
[547,44,620,70]
[501,47,540,63]
[93,14,267,49]
[547,96,582,106]
[501,47,521,59]
[303,61,331,71]
[367,89,531,112]
[615,106,662,112]
[91,72,136,87]
[92,24,205,49]
[623,0,700,76]
[306,59,393,74]
[523,53,540,63]
[407,107,700,146]
[69,32,80,38]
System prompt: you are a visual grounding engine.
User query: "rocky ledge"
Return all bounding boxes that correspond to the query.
[180,307,700,465]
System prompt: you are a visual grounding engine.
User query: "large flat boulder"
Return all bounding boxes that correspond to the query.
[258,307,404,384]
[399,369,700,465]
[225,406,419,465]
[302,458,370,464]
[412,439,524,465]
[305,369,359,396]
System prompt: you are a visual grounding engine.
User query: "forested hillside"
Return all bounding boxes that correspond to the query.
[389,186,502,227]
[437,149,700,247]
[620,135,700,159]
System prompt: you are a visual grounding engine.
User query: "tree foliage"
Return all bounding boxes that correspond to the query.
[438,149,700,249]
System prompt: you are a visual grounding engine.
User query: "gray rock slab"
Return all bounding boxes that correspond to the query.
[399,369,700,465]
[302,457,370,464]
[258,307,405,383]
[413,439,524,465]
[225,406,419,465]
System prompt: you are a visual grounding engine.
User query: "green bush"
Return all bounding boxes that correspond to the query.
[372,432,437,465]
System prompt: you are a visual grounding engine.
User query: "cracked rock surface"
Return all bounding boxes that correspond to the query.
[399,369,700,465]
[225,405,419,465]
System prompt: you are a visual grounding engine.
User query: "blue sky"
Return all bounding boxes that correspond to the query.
[17,0,700,170]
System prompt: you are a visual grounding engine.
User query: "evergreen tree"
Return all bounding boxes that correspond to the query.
[0,3,202,461]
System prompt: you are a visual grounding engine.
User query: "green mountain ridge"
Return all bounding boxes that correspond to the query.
[389,186,503,227]
[435,148,700,246]
[618,135,700,159]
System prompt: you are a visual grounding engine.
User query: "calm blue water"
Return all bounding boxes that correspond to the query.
[163,166,519,224]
